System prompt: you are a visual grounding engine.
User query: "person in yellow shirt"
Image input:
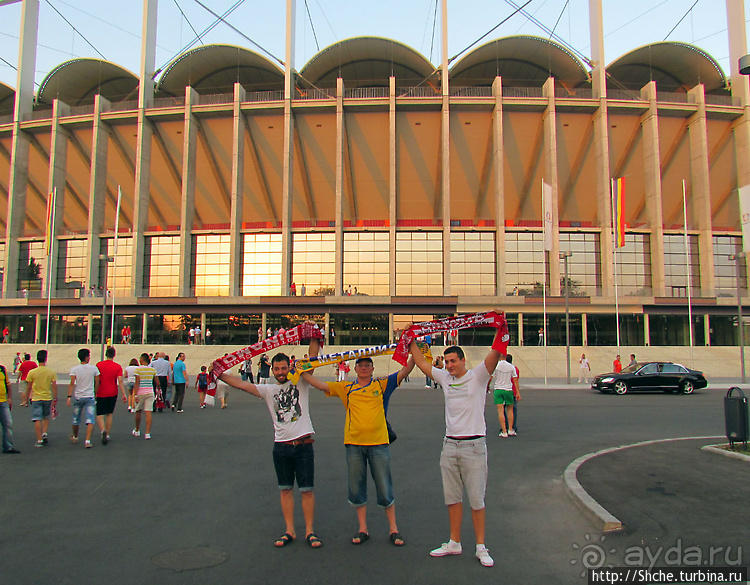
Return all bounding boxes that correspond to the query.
[302,340,414,548]
[25,349,58,448]
[0,362,20,453]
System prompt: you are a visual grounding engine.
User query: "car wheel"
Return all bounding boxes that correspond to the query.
[681,380,694,395]
[614,380,628,395]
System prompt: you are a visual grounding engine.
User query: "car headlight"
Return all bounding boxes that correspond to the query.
[600,377,614,383]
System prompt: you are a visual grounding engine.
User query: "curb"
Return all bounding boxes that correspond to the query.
[563,436,724,533]
[701,444,750,462]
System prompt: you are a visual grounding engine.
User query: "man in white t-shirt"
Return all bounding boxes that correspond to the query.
[578,353,590,383]
[67,348,100,449]
[409,328,505,569]
[217,344,323,549]
[490,356,518,438]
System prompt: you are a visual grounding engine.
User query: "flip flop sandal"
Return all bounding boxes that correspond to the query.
[390,532,405,546]
[274,532,294,547]
[351,531,370,545]
[306,533,323,548]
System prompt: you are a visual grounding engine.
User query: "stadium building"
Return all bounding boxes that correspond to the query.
[1,0,750,349]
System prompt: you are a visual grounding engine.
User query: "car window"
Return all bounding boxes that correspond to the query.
[638,363,659,375]
[661,364,687,374]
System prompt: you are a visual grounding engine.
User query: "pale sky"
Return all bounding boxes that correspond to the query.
[0,0,746,90]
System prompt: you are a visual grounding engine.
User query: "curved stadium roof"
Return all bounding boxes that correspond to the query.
[299,37,437,89]
[36,59,139,107]
[156,44,285,96]
[450,35,590,88]
[606,42,728,94]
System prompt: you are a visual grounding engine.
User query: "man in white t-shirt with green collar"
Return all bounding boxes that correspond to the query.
[409,329,504,568]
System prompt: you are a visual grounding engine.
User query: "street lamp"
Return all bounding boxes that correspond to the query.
[729,253,746,383]
[560,251,573,384]
[99,254,114,361]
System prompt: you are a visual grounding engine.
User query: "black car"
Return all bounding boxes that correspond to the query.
[591,362,707,395]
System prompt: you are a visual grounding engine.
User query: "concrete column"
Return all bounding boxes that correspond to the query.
[324,313,330,345]
[388,313,394,343]
[87,313,93,343]
[644,314,651,346]
[687,85,715,297]
[518,312,523,346]
[280,0,296,295]
[640,82,666,296]
[704,313,711,346]
[441,0,451,295]
[86,95,111,292]
[178,87,199,297]
[229,83,246,297]
[582,313,588,346]
[47,99,71,294]
[543,78,561,295]
[131,0,158,296]
[389,77,397,297]
[588,0,606,100]
[492,77,506,296]
[201,313,206,342]
[261,313,267,341]
[3,0,39,298]
[335,78,344,296]
[34,314,41,343]
[142,313,148,344]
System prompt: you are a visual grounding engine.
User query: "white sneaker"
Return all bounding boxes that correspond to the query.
[508,430,517,437]
[430,541,462,557]
[499,431,508,438]
[144,433,151,440]
[476,545,494,567]
[132,429,140,437]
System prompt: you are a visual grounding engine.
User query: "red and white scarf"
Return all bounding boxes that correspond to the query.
[208,323,324,393]
[392,311,510,365]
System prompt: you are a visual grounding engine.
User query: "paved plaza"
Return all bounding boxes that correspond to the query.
[2,377,748,584]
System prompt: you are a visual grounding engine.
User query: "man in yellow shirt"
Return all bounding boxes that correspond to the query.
[26,349,58,448]
[302,340,414,547]
[0,361,20,453]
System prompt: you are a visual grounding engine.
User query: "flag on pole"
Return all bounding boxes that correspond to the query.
[44,189,56,258]
[612,177,625,248]
[542,181,553,251]
[739,185,750,253]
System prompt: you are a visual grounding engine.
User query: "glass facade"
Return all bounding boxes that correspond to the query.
[663,234,700,297]
[586,314,645,346]
[193,234,231,297]
[17,241,46,298]
[242,233,282,296]
[292,233,335,296]
[614,233,652,296]
[559,232,600,296]
[100,237,133,297]
[505,231,545,296]
[343,232,390,296]
[146,314,194,345]
[330,313,390,345]
[648,314,705,346]
[219,314,263,345]
[395,232,442,296]
[56,239,87,298]
[713,235,746,298]
[144,236,180,297]
[450,232,496,296]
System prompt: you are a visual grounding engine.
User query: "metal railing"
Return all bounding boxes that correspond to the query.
[198,93,234,106]
[450,86,493,97]
[66,104,95,117]
[152,96,185,108]
[705,94,740,107]
[657,91,689,103]
[503,86,545,98]
[344,87,389,99]
[109,99,139,112]
[554,87,593,99]
[607,89,644,101]
[295,88,336,100]
[245,89,285,102]
[397,86,440,98]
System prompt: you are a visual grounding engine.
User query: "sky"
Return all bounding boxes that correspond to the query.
[0,0,746,90]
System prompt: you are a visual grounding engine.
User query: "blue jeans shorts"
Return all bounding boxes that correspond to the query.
[72,396,96,426]
[345,444,394,508]
[31,400,52,421]
[272,441,314,492]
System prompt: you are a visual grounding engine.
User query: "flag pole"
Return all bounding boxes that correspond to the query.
[44,188,56,346]
[612,179,621,349]
[683,180,694,360]
[542,179,547,385]
[110,187,121,345]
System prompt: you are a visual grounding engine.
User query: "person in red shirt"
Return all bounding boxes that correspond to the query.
[95,346,125,445]
[17,353,37,406]
[613,355,623,373]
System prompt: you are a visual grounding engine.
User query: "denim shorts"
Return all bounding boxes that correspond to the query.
[31,400,52,421]
[440,437,488,509]
[272,441,314,491]
[72,396,96,426]
[345,444,394,508]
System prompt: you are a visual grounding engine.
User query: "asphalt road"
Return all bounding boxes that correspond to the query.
[1,377,745,585]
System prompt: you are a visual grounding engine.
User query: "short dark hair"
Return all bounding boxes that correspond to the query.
[272,353,290,367]
[355,357,373,366]
[78,348,90,362]
[506,354,513,363]
[24,353,30,361]
[140,353,150,364]
[444,346,464,360]
[37,349,48,363]
[106,347,116,359]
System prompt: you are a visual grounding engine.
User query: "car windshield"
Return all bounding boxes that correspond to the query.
[620,364,640,373]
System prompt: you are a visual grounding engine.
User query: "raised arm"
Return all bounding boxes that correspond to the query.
[395,354,416,386]
[483,328,504,376]
[300,370,330,393]
[217,371,261,398]
[409,339,433,379]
